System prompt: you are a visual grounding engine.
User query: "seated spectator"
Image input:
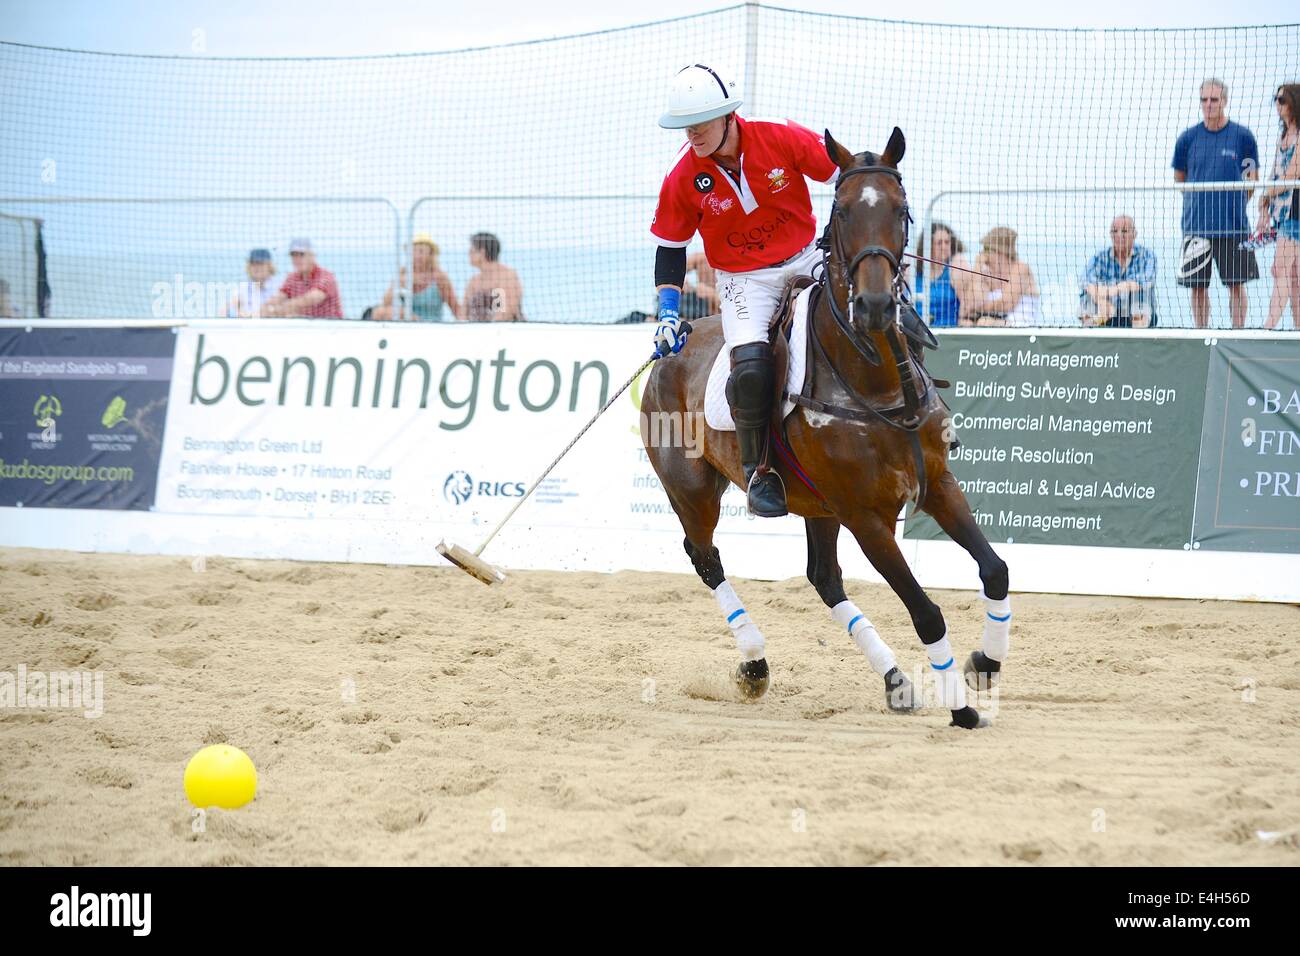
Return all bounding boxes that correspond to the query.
[227,248,279,317]
[1079,216,1157,328]
[961,227,1041,327]
[464,232,524,321]
[0,278,18,318]
[918,221,972,328]
[369,234,460,322]
[680,251,719,319]
[262,238,342,318]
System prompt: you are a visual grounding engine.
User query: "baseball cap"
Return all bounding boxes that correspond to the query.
[289,238,313,254]
[248,248,272,263]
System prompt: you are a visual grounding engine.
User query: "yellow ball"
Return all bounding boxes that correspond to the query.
[183,744,257,809]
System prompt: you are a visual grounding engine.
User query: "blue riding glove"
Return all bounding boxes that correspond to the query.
[653,288,689,357]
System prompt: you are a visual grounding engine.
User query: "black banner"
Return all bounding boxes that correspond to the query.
[0,327,175,510]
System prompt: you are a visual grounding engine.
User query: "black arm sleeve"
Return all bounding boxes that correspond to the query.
[654,245,688,289]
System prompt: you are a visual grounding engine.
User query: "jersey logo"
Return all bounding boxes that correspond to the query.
[767,168,789,193]
[705,195,734,216]
[693,172,714,193]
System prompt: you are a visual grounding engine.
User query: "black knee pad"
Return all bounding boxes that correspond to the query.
[726,342,775,425]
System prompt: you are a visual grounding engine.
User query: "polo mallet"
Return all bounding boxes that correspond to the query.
[436,332,686,585]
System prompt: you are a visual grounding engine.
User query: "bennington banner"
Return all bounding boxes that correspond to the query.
[0,327,176,510]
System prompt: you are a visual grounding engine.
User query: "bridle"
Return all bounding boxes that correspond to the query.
[781,155,941,509]
[815,163,912,366]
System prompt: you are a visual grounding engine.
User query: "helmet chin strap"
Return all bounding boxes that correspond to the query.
[704,113,734,158]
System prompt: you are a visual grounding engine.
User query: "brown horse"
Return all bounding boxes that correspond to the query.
[640,128,1011,729]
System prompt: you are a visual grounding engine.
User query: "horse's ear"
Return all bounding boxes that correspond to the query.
[823,129,855,172]
[881,126,906,167]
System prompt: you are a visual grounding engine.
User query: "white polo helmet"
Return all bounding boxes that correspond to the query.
[658,64,743,129]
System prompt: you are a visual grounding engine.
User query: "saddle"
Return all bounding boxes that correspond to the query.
[766,273,817,406]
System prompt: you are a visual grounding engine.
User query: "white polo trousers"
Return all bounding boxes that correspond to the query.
[717,243,821,347]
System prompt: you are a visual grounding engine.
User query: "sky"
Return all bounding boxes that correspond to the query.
[0,0,1296,57]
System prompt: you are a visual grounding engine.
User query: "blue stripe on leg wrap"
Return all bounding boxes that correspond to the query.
[931,657,954,671]
[987,611,1011,622]
[727,608,745,623]
[846,614,863,634]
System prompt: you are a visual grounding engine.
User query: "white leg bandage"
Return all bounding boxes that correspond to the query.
[980,587,1012,662]
[714,579,765,661]
[830,601,896,676]
[926,631,967,710]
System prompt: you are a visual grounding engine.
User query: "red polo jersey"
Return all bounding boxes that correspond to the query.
[651,115,837,273]
[280,265,342,318]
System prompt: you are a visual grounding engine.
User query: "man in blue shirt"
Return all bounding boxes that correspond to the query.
[1172,78,1259,329]
[1080,215,1158,328]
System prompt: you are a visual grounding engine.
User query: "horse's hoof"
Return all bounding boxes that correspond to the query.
[949,706,991,730]
[884,666,922,713]
[734,658,770,700]
[964,650,1001,692]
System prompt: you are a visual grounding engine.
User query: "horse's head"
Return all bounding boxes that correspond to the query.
[822,127,910,334]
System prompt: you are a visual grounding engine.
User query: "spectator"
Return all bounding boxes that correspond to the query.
[1079,216,1158,328]
[262,238,342,318]
[1172,78,1259,329]
[680,251,719,319]
[961,227,1041,327]
[1260,83,1300,330]
[464,232,524,321]
[369,234,460,322]
[917,221,972,328]
[226,248,279,318]
[0,278,18,318]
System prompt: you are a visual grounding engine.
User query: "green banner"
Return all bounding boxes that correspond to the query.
[1193,339,1300,554]
[905,334,1209,549]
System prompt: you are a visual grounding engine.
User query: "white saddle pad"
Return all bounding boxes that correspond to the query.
[704,284,812,432]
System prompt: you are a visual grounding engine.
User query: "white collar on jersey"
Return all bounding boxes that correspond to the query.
[711,155,760,215]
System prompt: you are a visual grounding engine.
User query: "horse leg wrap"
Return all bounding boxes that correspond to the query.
[926,630,967,710]
[980,587,1011,663]
[726,342,776,477]
[714,579,765,662]
[831,601,896,676]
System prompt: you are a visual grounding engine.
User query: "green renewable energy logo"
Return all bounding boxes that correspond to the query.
[34,394,62,425]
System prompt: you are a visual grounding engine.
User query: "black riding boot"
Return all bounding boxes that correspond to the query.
[727,342,787,518]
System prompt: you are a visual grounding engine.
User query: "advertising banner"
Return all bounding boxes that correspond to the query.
[905,334,1210,549]
[1193,339,1300,554]
[0,326,175,510]
[155,323,798,543]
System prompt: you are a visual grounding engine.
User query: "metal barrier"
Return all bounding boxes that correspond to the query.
[0,211,42,318]
[405,194,660,324]
[0,197,403,320]
[919,180,1300,330]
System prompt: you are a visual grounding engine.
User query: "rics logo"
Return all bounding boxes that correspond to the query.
[443,470,474,505]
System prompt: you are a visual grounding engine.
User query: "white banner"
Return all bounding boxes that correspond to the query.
[157,321,803,541]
